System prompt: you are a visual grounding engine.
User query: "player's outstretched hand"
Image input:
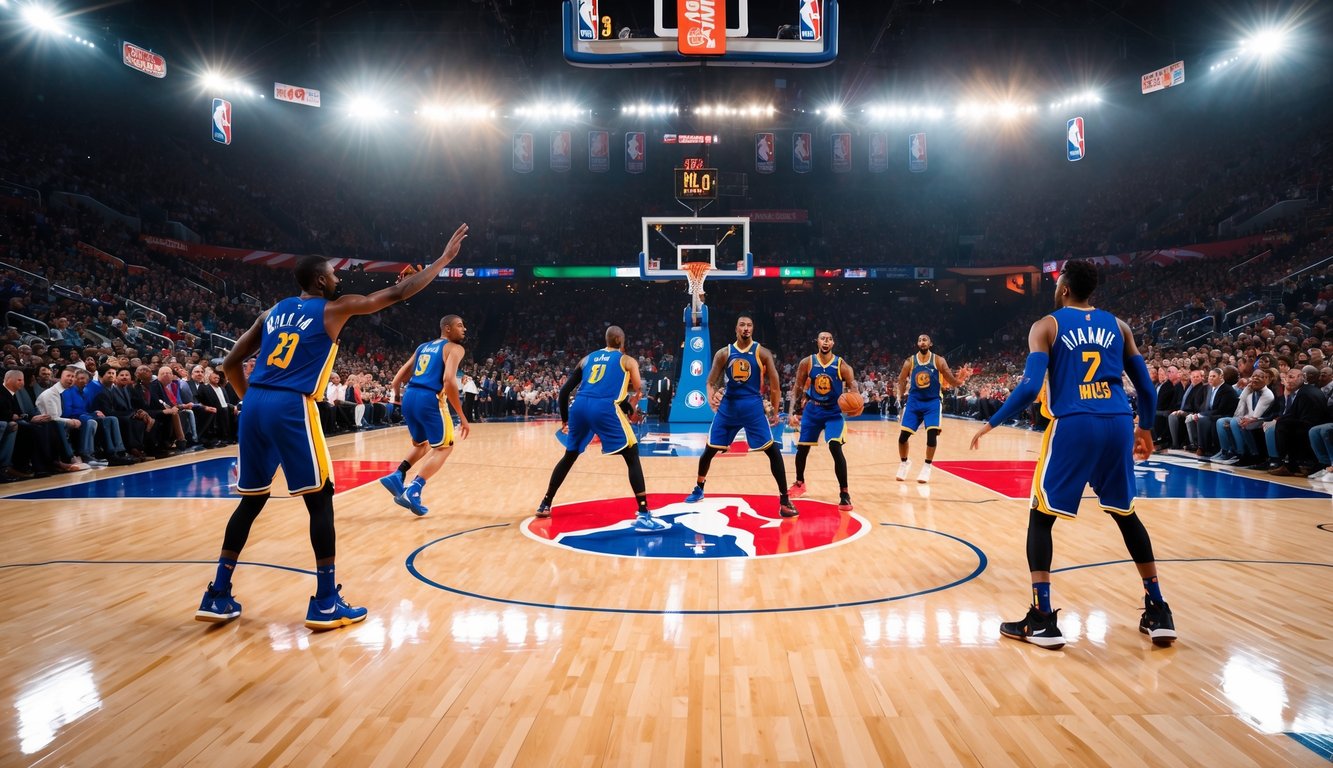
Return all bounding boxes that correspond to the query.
[1133,427,1153,461]
[709,389,723,411]
[440,223,470,264]
[560,422,569,435]
[629,410,645,425]
[458,419,471,440]
[969,423,992,451]
[788,413,801,429]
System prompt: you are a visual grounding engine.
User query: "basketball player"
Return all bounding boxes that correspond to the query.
[535,326,667,533]
[895,334,969,483]
[970,260,1174,650]
[378,315,470,516]
[195,223,469,630]
[786,331,856,510]
[684,316,795,518]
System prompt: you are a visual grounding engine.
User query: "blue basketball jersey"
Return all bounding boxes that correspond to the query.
[723,342,764,401]
[248,296,338,398]
[908,353,940,401]
[1046,306,1132,418]
[805,354,843,406]
[407,338,450,392]
[580,348,630,401]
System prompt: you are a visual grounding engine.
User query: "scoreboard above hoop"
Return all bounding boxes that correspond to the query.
[675,168,718,199]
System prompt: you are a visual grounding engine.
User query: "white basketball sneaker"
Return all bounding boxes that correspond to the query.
[917,463,933,484]
[896,460,912,482]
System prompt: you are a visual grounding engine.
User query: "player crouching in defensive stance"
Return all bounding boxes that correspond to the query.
[535,326,668,533]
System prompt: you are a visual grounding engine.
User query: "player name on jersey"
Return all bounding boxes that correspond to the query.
[1057,325,1117,351]
[265,311,316,334]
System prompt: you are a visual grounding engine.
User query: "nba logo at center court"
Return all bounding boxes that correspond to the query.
[577,0,597,40]
[211,98,231,145]
[1067,116,1085,162]
[799,0,822,41]
[522,495,868,559]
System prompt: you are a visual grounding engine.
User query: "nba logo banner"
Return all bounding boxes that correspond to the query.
[831,133,851,173]
[869,132,888,173]
[626,132,646,174]
[512,133,533,173]
[908,132,927,173]
[1067,117,1085,162]
[210,99,231,146]
[577,0,597,40]
[799,0,822,41]
[551,131,572,172]
[588,130,609,173]
[755,133,775,174]
[792,132,812,174]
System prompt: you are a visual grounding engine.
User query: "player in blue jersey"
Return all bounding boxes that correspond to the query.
[684,316,796,518]
[895,334,969,483]
[378,314,470,515]
[195,223,469,630]
[534,326,668,532]
[970,260,1175,650]
[786,331,858,510]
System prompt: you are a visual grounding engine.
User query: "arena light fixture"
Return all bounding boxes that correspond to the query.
[21,4,63,34]
[1246,27,1289,59]
[822,103,844,120]
[346,97,391,120]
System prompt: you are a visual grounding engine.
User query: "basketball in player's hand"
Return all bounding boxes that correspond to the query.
[838,392,864,417]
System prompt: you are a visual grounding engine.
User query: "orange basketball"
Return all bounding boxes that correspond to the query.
[838,391,864,417]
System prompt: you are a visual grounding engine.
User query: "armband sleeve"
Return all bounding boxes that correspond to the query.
[986,352,1049,428]
[1124,354,1156,429]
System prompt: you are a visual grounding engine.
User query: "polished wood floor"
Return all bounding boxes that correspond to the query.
[1,418,1330,766]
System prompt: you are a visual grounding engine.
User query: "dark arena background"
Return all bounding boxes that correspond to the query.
[1,1,1332,765]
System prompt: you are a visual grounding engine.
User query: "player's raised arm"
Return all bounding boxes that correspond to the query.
[221,311,267,400]
[324,223,468,333]
[937,355,970,388]
[788,356,811,427]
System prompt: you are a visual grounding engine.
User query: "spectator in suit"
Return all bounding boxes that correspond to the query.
[132,365,181,456]
[461,373,478,422]
[1168,369,1205,450]
[151,366,199,446]
[1153,365,1184,450]
[181,365,223,447]
[323,371,358,433]
[1,368,84,474]
[1194,366,1240,458]
[653,373,673,422]
[1269,366,1328,477]
[197,369,237,442]
[37,366,97,465]
[94,367,148,459]
[70,369,132,465]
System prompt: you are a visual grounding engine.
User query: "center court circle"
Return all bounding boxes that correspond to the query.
[523,494,868,560]
[405,504,988,614]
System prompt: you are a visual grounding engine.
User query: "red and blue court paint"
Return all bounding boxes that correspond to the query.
[933,459,1329,500]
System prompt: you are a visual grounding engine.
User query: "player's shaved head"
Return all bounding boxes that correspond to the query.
[605,326,625,348]
[440,314,461,330]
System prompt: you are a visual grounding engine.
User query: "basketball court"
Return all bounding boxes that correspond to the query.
[2,417,1330,765]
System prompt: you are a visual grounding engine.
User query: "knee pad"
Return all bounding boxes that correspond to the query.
[898,431,911,445]
[926,431,939,448]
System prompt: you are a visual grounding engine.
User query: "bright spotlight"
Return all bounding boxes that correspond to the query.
[347,97,390,120]
[201,72,227,91]
[1248,27,1289,58]
[22,5,64,34]
[823,104,843,120]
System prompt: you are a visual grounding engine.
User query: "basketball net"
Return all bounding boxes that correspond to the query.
[684,262,711,326]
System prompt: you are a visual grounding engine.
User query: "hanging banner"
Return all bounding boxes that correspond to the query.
[1141,61,1185,94]
[676,0,726,55]
[626,132,646,174]
[869,132,888,173]
[792,132,812,174]
[588,131,610,173]
[273,82,321,107]
[1067,117,1085,162]
[550,131,572,172]
[210,99,232,146]
[755,133,776,174]
[799,0,823,40]
[512,133,533,173]
[121,42,165,78]
[908,132,927,173]
[831,133,851,173]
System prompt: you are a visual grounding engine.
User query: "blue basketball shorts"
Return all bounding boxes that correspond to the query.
[708,397,775,451]
[798,402,846,445]
[402,385,454,448]
[901,397,942,433]
[566,396,636,455]
[1031,413,1136,518]
[236,385,331,496]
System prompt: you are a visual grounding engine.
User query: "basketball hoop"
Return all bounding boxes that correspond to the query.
[683,261,712,300]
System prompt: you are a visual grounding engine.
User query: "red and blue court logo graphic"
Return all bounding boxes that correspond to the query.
[522,493,868,559]
[933,459,1328,500]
